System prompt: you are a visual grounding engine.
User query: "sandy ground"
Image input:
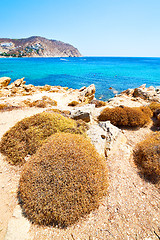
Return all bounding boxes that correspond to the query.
[0,108,160,240]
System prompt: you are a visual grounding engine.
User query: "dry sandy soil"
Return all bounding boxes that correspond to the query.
[0,107,159,240]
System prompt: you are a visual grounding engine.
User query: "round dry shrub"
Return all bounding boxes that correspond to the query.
[98,106,151,127]
[157,114,160,126]
[149,102,160,115]
[0,112,86,165]
[98,107,128,126]
[140,106,153,118]
[134,132,160,182]
[18,133,108,227]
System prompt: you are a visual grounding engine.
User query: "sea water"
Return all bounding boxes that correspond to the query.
[0,57,160,100]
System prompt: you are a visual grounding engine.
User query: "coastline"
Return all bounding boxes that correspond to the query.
[0,77,160,240]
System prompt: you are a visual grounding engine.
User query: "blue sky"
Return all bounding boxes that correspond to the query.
[1,0,160,57]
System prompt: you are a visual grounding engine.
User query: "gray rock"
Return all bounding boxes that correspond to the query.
[71,109,90,122]
[70,104,95,122]
[87,124,107,156]
[87,121,126,157]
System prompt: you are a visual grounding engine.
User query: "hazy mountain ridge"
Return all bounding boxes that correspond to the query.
[0,36,82,57]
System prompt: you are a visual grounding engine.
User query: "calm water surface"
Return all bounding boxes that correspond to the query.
[0,57,160,100]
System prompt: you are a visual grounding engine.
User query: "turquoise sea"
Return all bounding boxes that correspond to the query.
[0,57,160,100]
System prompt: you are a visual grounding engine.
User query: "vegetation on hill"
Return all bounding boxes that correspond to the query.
[0,36,81,57]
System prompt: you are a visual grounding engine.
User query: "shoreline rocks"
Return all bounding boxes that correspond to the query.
[120,84,160,102]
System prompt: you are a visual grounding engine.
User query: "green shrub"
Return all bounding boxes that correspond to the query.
[18,133,108,227]
[134,132,160,183]
[98,106,151,127]
[0,112,86,165]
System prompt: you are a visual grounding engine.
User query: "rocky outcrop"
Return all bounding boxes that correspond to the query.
[0,77,11,88]
[87,121,127,157]
[78,84,96,103]
[0,36,82,58]
[120,84,160,102]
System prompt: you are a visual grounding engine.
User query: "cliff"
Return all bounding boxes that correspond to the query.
[0,36,82,58]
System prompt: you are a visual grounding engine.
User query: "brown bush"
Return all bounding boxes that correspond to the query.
[46,108,71,117]
[0,112,86,165]
[18,133,108,227]
[134,132,160,183]
[0,103,20,111]
[140,106,153,118]
[23,97,57,108]
[149,102,160,114]
[68,101,79,107]
[98,106,151,127]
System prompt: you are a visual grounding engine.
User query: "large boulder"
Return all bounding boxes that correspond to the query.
[70,104,95,122]
[78,84,96,103]
[87,121,127,157]
[0,77,11,88]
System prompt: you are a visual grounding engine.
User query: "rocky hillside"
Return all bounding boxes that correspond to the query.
[0,36,82,58]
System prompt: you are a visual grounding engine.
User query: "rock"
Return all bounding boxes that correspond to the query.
[71,110,90,122]
[139,84,146,89]
[13,77,26,87]
[99,121,124,156]
[5,205,31,240]
[87,124,107,156]
[23,84,34,92]
[0,77,11,88]
[79,84,95,103]
[121,88,134,96]
[70,104,95,122]
[87,121,127,157]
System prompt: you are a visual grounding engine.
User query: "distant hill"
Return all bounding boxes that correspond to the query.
[0,36,82,58]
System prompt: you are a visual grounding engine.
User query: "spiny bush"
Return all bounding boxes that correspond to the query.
[149,102,160,115]
[98,106,151,127]
[0,112,86,165]
[23,97,57,108]
[0,103,20,111]
[18,133,108,227]
[140,106,153,118]
[134,132,160,183]
[46,108,71,117]
[0,103,9,110]
[68,101,79,107]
